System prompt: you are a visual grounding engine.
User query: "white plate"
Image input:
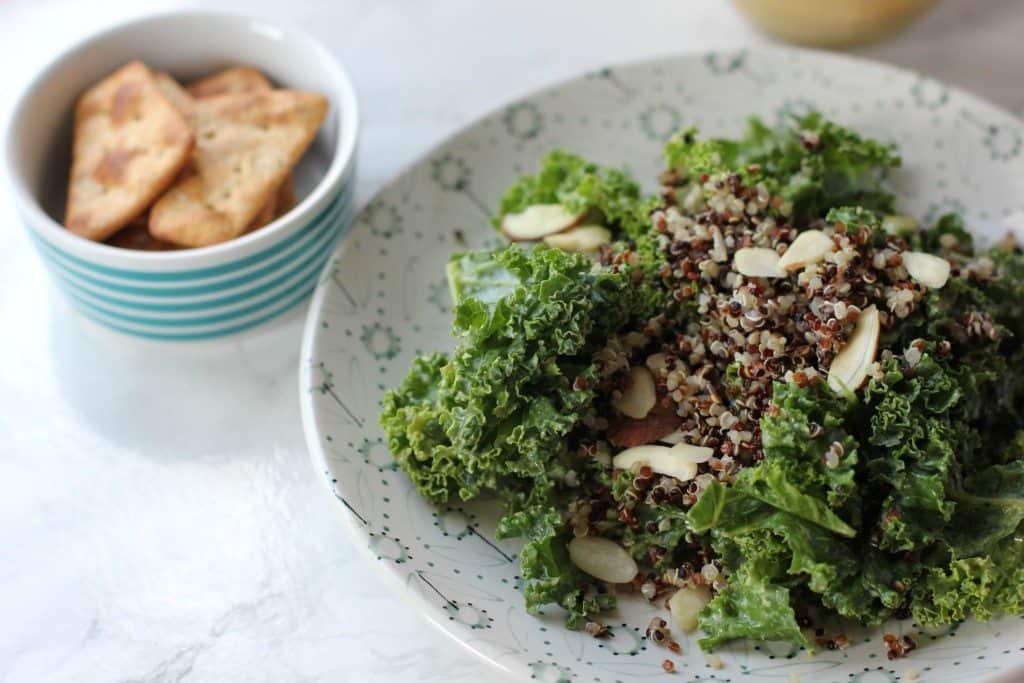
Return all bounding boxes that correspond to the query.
[300,48,1024,683]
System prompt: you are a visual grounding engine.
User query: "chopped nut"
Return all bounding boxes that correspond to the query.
[828,305,880,394]
[612,445,700,483]
[612,366,657,419]
[567,536,638,583]
[500,203,583,240]
[778,229,834,271]
[734,247,786,278]
[543,225,612,254]
[669,583,712,632]
[903,251,951,289]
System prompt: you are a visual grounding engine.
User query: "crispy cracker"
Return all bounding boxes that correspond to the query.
[106,214,178,251]
[189,66,299,225]
[274,176,297,218]
[246,174,300,233]
[65,61,193,241]
[247,192,278,232]
[154,72,194,115]
[149,90,327,247]
[186,66,272,98]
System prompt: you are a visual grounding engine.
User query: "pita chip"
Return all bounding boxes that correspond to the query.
[186,66,273,98]
[149,90,327,247]
[65,61,193,241]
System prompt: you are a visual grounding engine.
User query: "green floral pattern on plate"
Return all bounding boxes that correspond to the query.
[300,48,1024,683]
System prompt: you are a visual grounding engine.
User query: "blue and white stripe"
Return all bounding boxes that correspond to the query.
[28,178,356,341]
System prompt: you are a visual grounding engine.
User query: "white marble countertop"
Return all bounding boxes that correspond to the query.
[2,1,1022,681]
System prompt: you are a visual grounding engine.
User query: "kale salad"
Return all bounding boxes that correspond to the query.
[380,113,1024,655]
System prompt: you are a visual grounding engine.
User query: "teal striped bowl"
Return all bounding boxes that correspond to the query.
[4,12,359,340]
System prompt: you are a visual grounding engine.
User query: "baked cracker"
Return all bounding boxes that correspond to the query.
[149,90,327,247]
[188,66,298,224]
[154,72,194,115]
[65,61,193,241]
[273,175,297,218]
[186,66,273,98]
[106,214,178,251]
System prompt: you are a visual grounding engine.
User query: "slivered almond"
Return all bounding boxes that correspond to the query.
[669,584,712,633]
[658,429,686,445]
[612,366,657,419]
[734,247,785,278]
[543,225,611,253]
[672,443,714,464]
[501,204,584,241]
[777,230,834,271]
[611,443,705,482]
[903,251,951,289]
[567,536,638,583]
[828,304,880,394]
[646,352,668,373]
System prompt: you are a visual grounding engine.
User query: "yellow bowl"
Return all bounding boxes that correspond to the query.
[731,0,938,48]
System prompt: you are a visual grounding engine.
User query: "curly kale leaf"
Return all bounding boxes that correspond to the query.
[947,460,1024,557]
[910,459,1024,626]
[911,524,1024,626]
[382,245,653,627]
[384,246,643,502]
[862,353,976,551]
[663,126,740,179]
[760,380,861,519]
[664,113,900,225]
[493,150,656,240]
[698,564,808,651]
[513,507,615,628]
[379,353,460,503]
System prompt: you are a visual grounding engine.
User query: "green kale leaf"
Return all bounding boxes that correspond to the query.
[665,113,900,225]
[493,150,655,240]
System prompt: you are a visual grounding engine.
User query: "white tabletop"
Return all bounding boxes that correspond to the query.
[2,2,1022,681]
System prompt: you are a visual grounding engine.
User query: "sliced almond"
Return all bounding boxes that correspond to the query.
[828,304,880,394]
[669,584,712,633]
[611,366,657,419]
[543,225,611,253]
[903,251,951,289]
[658,428,686,445]
[670,442,714,464]
[733,247,786,278]
[777,230,834,271]
[710,225,728,263]
[567,536,638,584]
[501,204,584,241]
[645,352,668,374]
[611,444,702,482]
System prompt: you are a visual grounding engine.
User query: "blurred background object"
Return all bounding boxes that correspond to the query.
[732,0,938,48]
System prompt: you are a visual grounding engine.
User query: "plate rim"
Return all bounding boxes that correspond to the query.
[299,44,1024,683]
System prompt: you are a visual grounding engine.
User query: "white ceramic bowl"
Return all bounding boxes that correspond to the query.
[3,11,359,340]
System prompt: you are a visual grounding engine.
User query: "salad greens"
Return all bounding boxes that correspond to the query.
[381,113,1024,652]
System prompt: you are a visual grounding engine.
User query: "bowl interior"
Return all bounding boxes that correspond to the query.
[9,12,345,239]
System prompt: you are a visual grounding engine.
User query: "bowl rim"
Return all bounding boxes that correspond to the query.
[2,9,360,269]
